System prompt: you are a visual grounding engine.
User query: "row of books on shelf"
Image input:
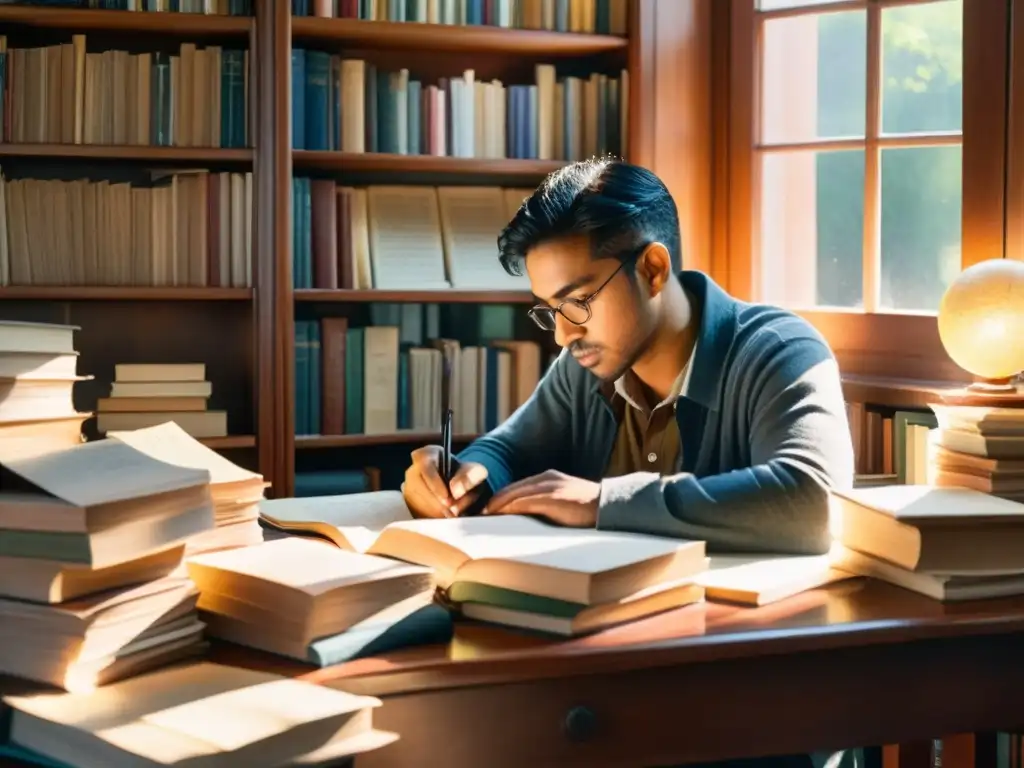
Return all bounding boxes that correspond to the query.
[292,178,530,291]
[293,303,552,437]
[0,37,250,149]
[11,0,254,14]
[0,169,253,288]
[291,0,628,35]
[847,399,1024,503]
[293,54,628,161]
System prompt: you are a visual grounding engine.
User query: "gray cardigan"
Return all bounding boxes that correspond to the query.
[458,270,855,554]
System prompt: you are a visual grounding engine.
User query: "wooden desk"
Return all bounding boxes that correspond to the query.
[211,579,1024,768]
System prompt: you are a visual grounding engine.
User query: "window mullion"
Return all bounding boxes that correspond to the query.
[862,0,882,313]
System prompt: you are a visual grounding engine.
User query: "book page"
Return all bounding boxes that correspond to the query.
[436,186,529,290]
[3,439,210,509]
[107,421,260,485]
[366,186,449,290]
[696,553,847,604]
[5,662,379,764]
[383,515,695,574]
[837,485,1024,523]
[259,491,412,552]
[187,538,430,597]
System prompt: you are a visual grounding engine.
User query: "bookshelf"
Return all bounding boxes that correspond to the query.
[0,0,657,499]
[273,0,642,497]
[0,2,262,469]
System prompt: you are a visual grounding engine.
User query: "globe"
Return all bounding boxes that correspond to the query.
[937,258,1024,382]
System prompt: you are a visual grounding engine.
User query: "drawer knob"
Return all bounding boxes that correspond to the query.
[563,705,598,742]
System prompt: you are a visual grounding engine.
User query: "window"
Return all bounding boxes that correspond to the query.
[754,0,964,313]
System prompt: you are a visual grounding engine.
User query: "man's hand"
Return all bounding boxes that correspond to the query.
[485,470,600,528]
[402,445,488,519]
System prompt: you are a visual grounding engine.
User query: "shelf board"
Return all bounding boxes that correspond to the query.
[840,374,963,409]
[0,287,252,301]
[292,151,564,180]
[291,18,627,56]
[0,6,251,37]
[201,435,256,449]
[295,289,533,304]
[0,144,253,164]
[297,432,479,449]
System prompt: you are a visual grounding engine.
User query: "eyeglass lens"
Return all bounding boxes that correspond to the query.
[530,299,590,330]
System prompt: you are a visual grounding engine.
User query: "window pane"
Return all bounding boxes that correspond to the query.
[881,0,963,134]
[760,150,865,308]
[758,0,850,10]
[761,10,866,144]
[880,145,962,311]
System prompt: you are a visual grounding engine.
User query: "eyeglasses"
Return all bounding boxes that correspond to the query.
[528,257,633,332]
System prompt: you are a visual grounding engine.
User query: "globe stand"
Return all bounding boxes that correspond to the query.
[937,374,1024,407]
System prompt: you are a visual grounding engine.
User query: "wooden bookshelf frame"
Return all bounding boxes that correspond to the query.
[290,16,628,55]
[293,289,533,304]
[0,5,252,37]
[0,287,252,301]
[0,145,253,164]
[291,151,564,180]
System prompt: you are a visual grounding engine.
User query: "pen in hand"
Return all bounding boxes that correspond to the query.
[440,356,453,487]
[437,356,492,516]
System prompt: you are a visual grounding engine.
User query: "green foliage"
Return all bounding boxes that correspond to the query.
[811,0,962,311]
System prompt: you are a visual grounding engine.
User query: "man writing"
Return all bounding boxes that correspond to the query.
[402,157,854,555]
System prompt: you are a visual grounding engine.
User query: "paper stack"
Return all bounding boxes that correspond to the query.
[0,438,216,691]
[107,421,265,557]
[3,662,397,767]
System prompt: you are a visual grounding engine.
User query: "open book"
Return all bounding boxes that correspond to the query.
[259,491,706,606]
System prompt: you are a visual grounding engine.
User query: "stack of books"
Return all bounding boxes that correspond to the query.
[0,320,91,460]
[830,485,1024,601]
[0,437,215,692]
[95,362,228,439]
[258,491,708,637]
[2,662,396,767]
[187,537,452,666]
[107,421,265,557]
[926,402,1024,502]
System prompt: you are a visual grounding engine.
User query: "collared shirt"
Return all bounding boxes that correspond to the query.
[604,342,697,479]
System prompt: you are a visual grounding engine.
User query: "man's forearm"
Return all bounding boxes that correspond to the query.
[596,462,833,554]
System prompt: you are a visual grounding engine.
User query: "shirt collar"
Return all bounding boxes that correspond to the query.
[613,338,698,411]
[590,271,738,413]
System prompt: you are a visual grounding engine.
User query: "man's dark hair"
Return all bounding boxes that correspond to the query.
[497,157,682,277]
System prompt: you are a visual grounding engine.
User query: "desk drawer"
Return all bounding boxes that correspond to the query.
[337,633,1024,768]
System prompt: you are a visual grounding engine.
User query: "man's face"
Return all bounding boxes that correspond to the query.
[525,236,656,382]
